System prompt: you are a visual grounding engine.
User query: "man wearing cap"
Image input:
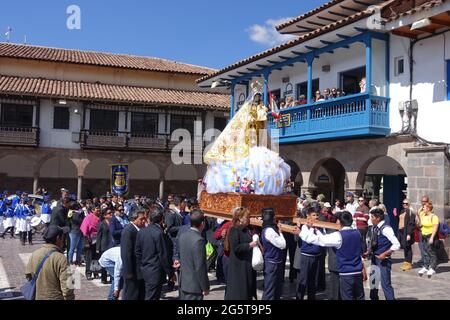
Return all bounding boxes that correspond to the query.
[15,197,33,245]
[25,225,75,300]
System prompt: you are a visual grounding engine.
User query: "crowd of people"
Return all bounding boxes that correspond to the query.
[0,186,446,301]
[276,76,371,110]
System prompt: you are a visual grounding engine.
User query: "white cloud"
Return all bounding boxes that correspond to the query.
[247,17,296,47]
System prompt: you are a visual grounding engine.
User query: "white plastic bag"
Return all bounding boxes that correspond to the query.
[251,234,264,271]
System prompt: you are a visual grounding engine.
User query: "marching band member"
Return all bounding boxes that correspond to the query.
[15,197,33,245]
[40,196,52,227]
[1,199,15,239]
[300,211,367,300]
[0,195,5,235]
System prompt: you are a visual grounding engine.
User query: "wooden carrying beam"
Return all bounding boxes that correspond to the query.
[204,211,340,233]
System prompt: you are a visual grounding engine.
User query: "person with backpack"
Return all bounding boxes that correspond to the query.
[365,208,400,300]
[24,225,74,300]
[417,202,440,277]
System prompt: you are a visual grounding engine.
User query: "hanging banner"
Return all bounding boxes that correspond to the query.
[111,164,129,196]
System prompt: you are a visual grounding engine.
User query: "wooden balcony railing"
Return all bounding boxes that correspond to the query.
[80,130,203,152]
[0,126,39,147]
[269,93,390,143]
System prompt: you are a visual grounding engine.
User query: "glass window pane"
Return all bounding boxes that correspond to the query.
[53,107,70,129]
[90,109,118,131]
[1,104,33,127]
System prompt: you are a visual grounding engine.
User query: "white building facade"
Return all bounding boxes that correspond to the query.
[0,43,229,198]
[198,0,450,234]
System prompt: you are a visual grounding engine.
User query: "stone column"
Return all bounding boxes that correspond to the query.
[33,174,39,194]
[77,176,83,200]
[159,180,165,200]
[300,186,318,198]
[405,146,450,221]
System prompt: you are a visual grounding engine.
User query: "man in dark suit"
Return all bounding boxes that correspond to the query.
[178,209,210,300]
[50,197,71,228]
[135,207,173,300]
[120,209,147,300]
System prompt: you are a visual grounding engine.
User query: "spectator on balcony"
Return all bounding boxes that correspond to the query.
[330,88,338,99]
[359,77,366,93]
[285,96,295,108]
[297,94,307,105]
[337,89,346,97]
[323,88,331,100]
[313,90,325,102]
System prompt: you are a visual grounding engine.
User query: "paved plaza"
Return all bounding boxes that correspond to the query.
[0,233,449,301]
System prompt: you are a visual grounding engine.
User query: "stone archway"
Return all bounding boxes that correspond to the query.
[83,158,112,198]
[39,157,78,197]
[285,159,302,195]
[164,164,198,197]
[309,158,347,202]
[0,155,35,193]
[357,155,407,231]
[129,159,161,196]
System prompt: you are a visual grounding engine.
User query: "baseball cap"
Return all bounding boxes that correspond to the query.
[61,188,69,193]
[346,192,354,197]
[324,202,332,208]
[43,225,70,241]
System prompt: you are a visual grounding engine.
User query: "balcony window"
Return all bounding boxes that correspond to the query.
[131,112,158,134]
[296,79,319,101]
[339,66,366,95]
[89,109,118,132]
[53,106,70,130]
[214,117,227,132]
[0,103,33,127]
[170,114,196,136]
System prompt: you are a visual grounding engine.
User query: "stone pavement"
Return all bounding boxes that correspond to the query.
[1,233,450,300]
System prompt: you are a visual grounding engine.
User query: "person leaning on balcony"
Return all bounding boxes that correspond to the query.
[417,202,440,277]
[297,94,307,105]
[337,88,345,97]
[323,88,331,100]
[359,77,366,93]
[398,199,415,271]
[314,90,322,102]
[330,87,338,99]
[285,96,295,108]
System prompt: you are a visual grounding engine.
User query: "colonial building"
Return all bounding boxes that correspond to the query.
[198,0,450,231]
[0,43,229,198]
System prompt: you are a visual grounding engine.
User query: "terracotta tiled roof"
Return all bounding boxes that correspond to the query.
[197,9,374,84]
[382,0,446,21]
[0,75,230,110]
[276,0,347,31]
[0,43,216,76]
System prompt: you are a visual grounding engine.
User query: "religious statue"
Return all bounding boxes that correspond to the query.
[203,80,291,195]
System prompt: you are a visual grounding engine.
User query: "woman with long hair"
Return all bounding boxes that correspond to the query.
[224,207,258,300]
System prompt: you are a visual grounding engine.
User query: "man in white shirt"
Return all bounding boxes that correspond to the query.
[345,192,359,216]
[364,208,400,300]
[99,246,123,300]
[300,211,367,300]
[260,208,286,300]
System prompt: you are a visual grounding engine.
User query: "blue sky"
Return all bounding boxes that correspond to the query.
[0,0,328,69]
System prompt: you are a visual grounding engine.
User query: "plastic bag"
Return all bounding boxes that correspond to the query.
[251,234,264,271]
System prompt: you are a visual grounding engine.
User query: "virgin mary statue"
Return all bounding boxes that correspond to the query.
[203,82,290,195]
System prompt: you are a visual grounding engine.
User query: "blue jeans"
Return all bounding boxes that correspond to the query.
[68,232,84,264]
[105,267,115,300]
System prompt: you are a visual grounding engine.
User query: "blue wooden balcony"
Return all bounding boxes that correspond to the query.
[269,93,390,144]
